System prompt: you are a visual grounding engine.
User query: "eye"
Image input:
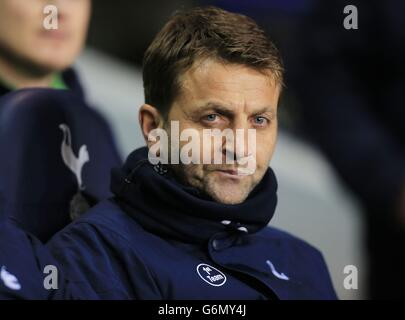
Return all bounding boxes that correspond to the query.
[253,116,268,126]
[204,114,218,122]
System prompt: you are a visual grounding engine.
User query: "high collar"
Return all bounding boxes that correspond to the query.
[111,147,278,244]
[0,68,84,98]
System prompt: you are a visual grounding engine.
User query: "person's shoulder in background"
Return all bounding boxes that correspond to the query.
[0,222,71,300]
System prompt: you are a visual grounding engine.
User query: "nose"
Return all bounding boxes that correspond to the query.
[221,120,255,164]
[49,0,67,23]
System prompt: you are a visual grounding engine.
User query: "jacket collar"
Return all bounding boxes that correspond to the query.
[111,147,278,245]
[0,68,84,98]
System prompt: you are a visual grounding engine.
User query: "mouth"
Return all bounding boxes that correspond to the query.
[218,168,238,175]
[215,169,243,179]
[40,29,69,41]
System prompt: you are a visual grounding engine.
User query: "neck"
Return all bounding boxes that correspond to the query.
[0,55,54,90]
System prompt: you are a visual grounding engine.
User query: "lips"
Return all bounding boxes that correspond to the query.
[217,169,238,175]
[214,169,245,180]
[40,29,69,41]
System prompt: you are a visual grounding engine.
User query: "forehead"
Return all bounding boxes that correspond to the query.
[177,59,280,111]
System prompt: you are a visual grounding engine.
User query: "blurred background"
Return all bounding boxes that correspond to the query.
[3,0,403,299]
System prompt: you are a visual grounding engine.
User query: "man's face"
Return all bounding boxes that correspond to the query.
[0,0,91,72]
[166,59,280,204]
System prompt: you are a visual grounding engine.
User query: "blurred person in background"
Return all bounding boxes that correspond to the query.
[0,0,91,95]
[0,0,120,300]
[287,0,405,299]
[0,0,122,299]
[0,221,79,299]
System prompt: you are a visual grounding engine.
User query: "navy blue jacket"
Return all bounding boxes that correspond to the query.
[0,222,70,300]
[47,148,337,300]
[0,69,122,241]
[47,200,336,300]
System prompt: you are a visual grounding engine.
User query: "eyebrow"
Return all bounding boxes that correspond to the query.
[189,102,276,119]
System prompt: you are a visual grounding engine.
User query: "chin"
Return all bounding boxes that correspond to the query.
[32,47,79,72]
[37,57,72,71]
[20,54,71,74]
[200,174,249,204]
[215,197,245,205]
[208,186,249,205]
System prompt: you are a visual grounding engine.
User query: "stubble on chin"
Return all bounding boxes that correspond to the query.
[170,164,257,204]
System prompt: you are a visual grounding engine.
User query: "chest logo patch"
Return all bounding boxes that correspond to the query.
[196,263,227,287]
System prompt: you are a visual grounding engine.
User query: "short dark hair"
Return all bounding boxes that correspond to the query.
[143,6,284,116]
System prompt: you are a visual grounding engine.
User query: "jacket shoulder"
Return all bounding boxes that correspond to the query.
[257,226,330,274]
[52,199,146,247]
[259,226,322,255]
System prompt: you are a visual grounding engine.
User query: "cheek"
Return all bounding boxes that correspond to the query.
[0,3,37,40]
[200,133,216,163]
[13,1,42,28]
[181,163,205,184]
[70,4,91,33]
[256,129,277,165]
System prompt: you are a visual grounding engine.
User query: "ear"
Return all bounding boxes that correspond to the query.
[139,104,164,147]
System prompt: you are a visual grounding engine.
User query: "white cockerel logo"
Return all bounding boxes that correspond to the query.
[59,124,90,190]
